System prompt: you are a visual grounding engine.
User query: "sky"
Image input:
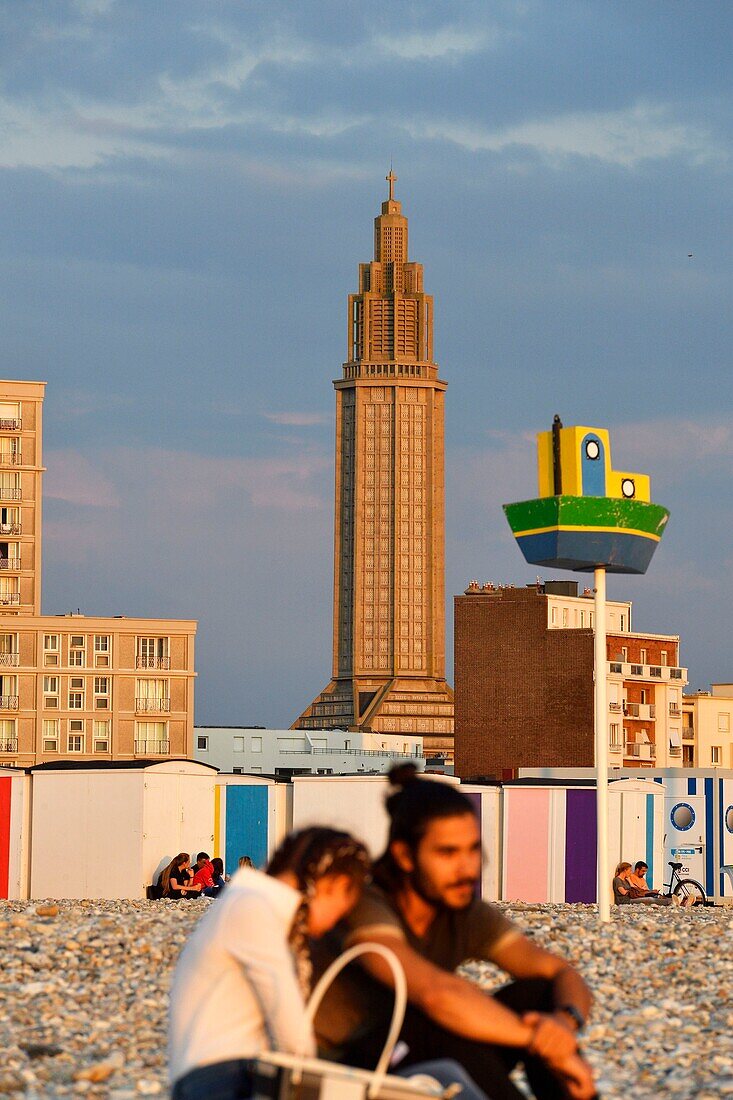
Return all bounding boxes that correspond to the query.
[0,0,731,725]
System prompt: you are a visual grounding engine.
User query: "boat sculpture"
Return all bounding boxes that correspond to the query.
[503,416,669,575]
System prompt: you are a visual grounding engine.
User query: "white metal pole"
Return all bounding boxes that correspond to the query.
[594,566,611,922]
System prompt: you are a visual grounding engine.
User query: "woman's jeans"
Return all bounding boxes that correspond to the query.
[398,1059,489,1098]
[172,1056,488,1099]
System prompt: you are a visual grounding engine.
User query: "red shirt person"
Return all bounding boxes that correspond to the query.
[191,852,215,892]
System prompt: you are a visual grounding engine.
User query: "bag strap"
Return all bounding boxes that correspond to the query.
[296,941,407,1099]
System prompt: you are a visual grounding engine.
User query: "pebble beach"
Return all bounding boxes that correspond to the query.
[2,900,731,1099]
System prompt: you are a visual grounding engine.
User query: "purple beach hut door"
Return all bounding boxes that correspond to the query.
[565,790,598,903]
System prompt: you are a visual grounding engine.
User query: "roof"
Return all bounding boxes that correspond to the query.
[30,758,219,772]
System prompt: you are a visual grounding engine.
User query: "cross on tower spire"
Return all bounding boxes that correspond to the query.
[386,167,397,201]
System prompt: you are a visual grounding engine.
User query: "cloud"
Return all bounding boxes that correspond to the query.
[374,26,498,61]
[263,411,330,426]
[44,449,120,507]
[406,102,725,168]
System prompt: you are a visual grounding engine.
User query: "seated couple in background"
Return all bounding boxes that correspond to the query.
[158,852,226,899]
[169,767,597,1100]
[613,861,692,907]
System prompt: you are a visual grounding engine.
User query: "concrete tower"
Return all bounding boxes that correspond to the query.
[294,175,454,756]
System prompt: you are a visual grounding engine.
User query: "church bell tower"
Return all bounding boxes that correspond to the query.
[293,174,454,755]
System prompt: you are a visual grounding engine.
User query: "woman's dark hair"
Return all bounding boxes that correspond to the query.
[374,764,478,889]
[267,827,370,995]
[211,857,224,877]
[160,852,190,897]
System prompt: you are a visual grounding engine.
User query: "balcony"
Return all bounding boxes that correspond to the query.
[669,705,682,717]
[0,419,21,431]
[623,703,656,720]
[629,664,643,676]
[0,559,20,571]
[609,662,623,674]
[0,452,21,466]
[0,488,21,501]
[682,726,695,741]
[668,745,682,757]
[134,739,169,755]
[0,653,18,666]
[0,523,20,536]
[649,666,663,678]
[0,737,18,753]
[609,740,624,753]
[670,668,683,679]
[609,702,622,712]
[136,655,170,669]
[0,696,19,710]
[136,697,171,713]
[625,742,656,760]
[0,593,20,606]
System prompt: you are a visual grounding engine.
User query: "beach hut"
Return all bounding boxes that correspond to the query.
[214,774,292,872]
[460,782,502,901]
[291,773,461,860]
[29,759,217,900]
[0,766,31,900]
[501,778,664,904]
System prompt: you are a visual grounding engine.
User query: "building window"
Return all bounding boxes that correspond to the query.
[69,635,86,666]
[562,608,568,627]
[640,648,647,665]
[660,650,668,666]
[250,766,262,773]
[620,615,626,632]
[233,736,244,752]
[711,746,722,765]
[0,633,18,665]
[135,721,168,754]
[94,635,111,667]
[136,637,170,669]
[551,607,557,625]
[44,634,59,667]
[135,678,169,712]
[609,723,622,749]
[68,677,84,709]
[93,677,110,709]
[621,647,628,661]
[93,719,110,753]
[42,718,59,753]
[579,611,585,627]
[0,717,17,753]
[233,767,244,774]
[43,675,59,708]
[197,735,209,751]
[718,713,730,733]
[251,736,262,753]
[67,721,85,753]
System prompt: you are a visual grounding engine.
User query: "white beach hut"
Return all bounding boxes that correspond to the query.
[29,759,217,900]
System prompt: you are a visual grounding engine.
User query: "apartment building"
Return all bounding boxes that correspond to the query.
[0,380,196,767]
[454,580,687,779]
[682,685,733,769]
[194,727,424,776]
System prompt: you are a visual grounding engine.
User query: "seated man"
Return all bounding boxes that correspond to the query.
[315,766,596,1100]
[623,861,679,907]
[191,852,217,898]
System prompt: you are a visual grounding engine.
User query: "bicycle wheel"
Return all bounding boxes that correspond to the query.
[673,878,707,906]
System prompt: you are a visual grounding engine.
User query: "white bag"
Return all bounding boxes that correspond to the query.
[253,943,463,1099]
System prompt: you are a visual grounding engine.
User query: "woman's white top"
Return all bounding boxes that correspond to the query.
[168,867,315,1084]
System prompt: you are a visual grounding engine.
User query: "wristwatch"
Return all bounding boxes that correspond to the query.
[558,1004,585,1032]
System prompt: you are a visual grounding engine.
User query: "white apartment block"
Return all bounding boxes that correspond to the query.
[683,685,733,769]
[194,727,425,776]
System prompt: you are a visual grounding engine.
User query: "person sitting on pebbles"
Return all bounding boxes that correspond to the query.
[613,862,688,907]
[160,853,203,900]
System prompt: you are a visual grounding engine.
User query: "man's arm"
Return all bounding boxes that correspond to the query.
[491,933,592,1028]
[348,928,540,1049]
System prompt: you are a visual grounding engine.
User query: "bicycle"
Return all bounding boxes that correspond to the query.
[661,860,707,906]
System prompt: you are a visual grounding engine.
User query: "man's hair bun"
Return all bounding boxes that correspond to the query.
[388,763,419,788]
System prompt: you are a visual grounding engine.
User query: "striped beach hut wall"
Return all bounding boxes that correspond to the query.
[214,775,292,874]
[501,779,664,904]
[0,766,30,900]
[460,782,502,901]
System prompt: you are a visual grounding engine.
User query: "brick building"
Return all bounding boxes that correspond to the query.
[454,581,687,779]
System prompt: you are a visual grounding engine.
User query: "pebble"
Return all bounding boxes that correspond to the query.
[1,899,731,1097]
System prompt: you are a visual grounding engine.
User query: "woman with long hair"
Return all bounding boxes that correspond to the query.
[168,827,370,1099]
[159,853,202,899]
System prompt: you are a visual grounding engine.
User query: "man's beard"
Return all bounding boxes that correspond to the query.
[409,862,478,910]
